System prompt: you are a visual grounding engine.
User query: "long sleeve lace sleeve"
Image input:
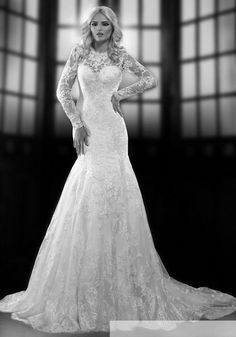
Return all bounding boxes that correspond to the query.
[115,49,158,101]
[56,44,84,129]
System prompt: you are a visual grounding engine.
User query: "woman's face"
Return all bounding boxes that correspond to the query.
[90,12,113,43]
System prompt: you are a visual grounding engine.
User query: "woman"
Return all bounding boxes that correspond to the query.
[0,6,236,334]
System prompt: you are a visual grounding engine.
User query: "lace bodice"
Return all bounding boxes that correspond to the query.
[83,48,112,72]
[56,44,157,129]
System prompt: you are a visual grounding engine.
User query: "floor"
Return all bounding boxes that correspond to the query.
[0,313,109,337]
[0,312,236,337]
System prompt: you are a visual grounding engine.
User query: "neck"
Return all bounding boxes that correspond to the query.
[92,40,109,53]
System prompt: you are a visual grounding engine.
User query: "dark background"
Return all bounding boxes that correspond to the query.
[0,0,236,300]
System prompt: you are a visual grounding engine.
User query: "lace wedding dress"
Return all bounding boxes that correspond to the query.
[0,44,236,333]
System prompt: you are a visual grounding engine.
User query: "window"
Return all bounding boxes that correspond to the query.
[119,0,161,139]
[180,0,236,139]
[54,0,98,137]
[0,0,40,136]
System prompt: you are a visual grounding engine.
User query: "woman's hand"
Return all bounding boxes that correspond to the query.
[111,92,124,117]
[73,125,89,156]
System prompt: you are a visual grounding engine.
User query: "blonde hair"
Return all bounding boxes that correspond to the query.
[78,6,125,63]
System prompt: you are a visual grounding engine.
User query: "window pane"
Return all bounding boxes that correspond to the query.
[142,0,160,25]
[219,0,235,11]
[143,30,160,62]
[6,55,21,92]
[181,0,196,22]
[122,103,139,138]
[24,21,39,57]
[0,93,2,131]
[56,65,64,86]
[220,97,236,136]
[0,51,3,89]
[79,0,98,23]
[9,0,23,13]
[3,95,19,134]
[21,98,36,135]
[54,102,71,137]
[200,0,215,16]
[181,24,196,59]
[142,103,160,138]
[219,13,235,52]
[23,60,37,95]
[121,0,138,25]
[142,66,160,100]
[200,59,216,95]
[26,0,39,19]
[200,19,215,55]
[200,99,217,136]
[0,10,5,47]
[122,29,139,58]
[57,29,80,61]
[219,55,236,93]
[181,101,197,137]
[58,0,77,25]
[7,15,23,52]
[181,63,197,98]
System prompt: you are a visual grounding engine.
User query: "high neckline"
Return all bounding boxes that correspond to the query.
[90,47,108,55]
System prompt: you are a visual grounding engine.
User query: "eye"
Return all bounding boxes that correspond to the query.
[103,22,109,26]
[91,22,97,26]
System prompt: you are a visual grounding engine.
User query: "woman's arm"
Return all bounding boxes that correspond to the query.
[114,49,158,101]
[56,44,84,129]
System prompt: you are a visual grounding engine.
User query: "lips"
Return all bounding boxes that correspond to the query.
[97,33,103,36]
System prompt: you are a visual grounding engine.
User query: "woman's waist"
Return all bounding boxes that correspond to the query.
[82,96,113,107]
[82,110,124,127]
[81,100,116,116]
[81,108,126,132]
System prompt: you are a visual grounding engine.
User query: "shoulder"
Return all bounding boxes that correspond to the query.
[117,47,136,70]
[69,43,86,62]
[117,46,129,58]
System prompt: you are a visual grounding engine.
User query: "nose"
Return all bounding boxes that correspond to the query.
[96,23,103,31]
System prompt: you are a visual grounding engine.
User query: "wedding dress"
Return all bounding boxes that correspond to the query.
[0,44,236,333]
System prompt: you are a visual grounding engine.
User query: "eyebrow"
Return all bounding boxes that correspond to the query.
[91,20,109,23]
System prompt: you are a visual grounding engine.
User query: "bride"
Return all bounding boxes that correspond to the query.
[0,5,236,334]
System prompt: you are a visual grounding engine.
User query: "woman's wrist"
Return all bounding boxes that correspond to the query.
[73,120,84,130]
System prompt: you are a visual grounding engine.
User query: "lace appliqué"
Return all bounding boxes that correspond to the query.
[83,48,113,73]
